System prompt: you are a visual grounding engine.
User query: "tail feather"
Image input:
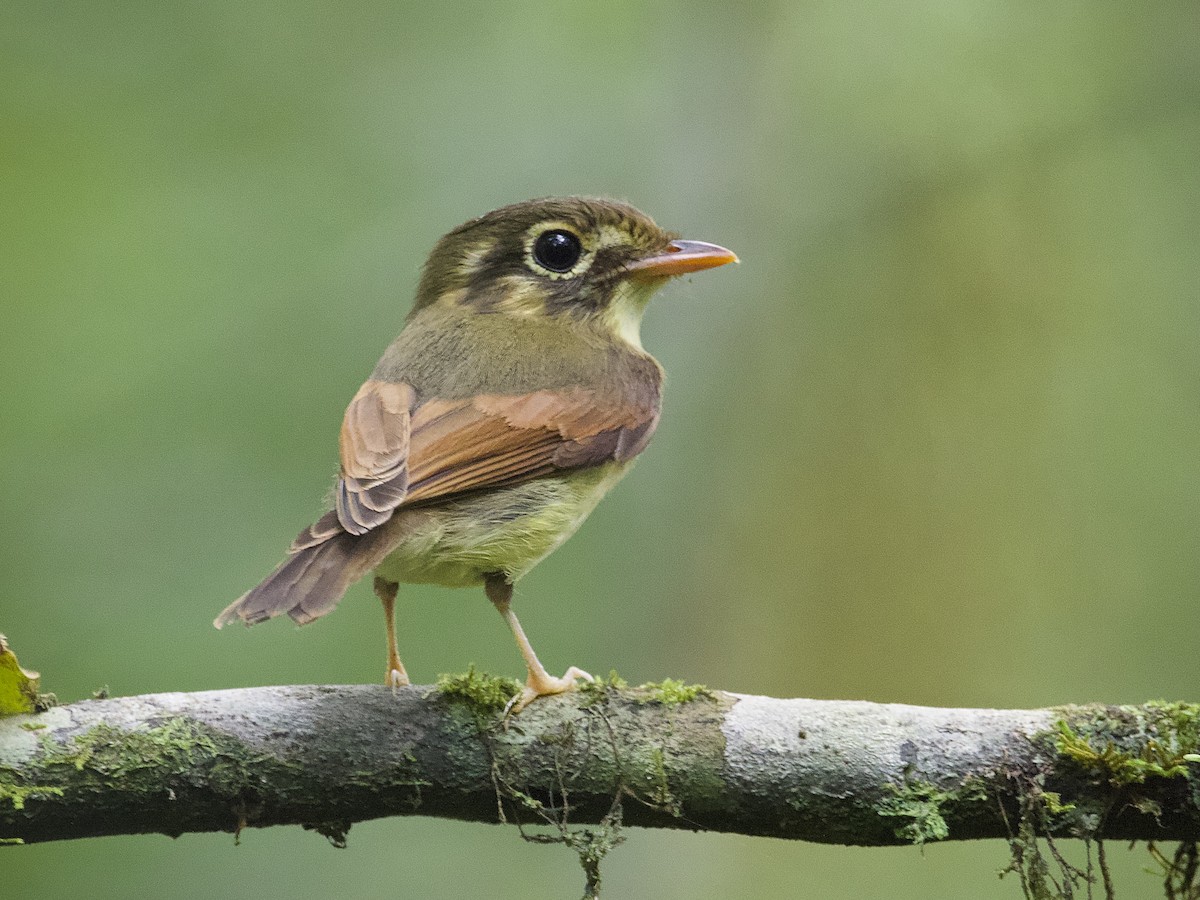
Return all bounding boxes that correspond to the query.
[214,530,373,629]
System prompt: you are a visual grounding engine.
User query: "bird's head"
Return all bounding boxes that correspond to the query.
[412,197,737,348]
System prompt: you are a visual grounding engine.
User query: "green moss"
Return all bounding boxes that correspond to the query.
[1016,702,1200,898]
[433,665,521,710]
[77,720,211,775]
[0,715,295,827]
[69,719,224,777]
[633,679,714,706]
[1053,701,1200,786]
[645,747,679,816]
[577,670,629,705]
[1040,791,1074,817]
[877,777,988,847]
[0,635,41,718]
[0,783,64,811]
[564,812,624,900]
[877,781,952,846]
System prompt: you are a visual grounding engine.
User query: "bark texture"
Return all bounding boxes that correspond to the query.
[2,681,1198,848]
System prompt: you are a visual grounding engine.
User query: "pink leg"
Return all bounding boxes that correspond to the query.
[484,575,591,712]
[374,576,409,688]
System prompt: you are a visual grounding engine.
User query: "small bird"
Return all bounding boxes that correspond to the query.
[215,197,737,709]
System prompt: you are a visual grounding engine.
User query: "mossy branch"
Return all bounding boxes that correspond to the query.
[2,680,1200,852]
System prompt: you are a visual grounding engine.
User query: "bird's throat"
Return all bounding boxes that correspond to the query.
[599,277,662,351]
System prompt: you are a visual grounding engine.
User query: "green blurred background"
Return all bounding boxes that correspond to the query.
[3,2,1198,897]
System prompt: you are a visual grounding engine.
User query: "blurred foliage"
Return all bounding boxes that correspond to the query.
[3,2,1198,897]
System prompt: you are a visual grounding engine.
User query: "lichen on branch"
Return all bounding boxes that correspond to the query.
[2,679,1200,899]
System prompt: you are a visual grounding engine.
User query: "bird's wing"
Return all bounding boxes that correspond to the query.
[335,380,416,534]
[294,378,659,545]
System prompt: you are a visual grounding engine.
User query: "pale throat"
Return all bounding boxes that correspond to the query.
[600,277,662,351]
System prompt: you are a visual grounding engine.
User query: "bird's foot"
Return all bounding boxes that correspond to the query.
[507,665,593,714]
[385,661,410,692]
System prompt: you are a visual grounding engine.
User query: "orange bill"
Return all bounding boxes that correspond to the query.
[626,239,738,278]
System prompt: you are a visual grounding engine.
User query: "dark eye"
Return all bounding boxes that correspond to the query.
[533,229,583,273]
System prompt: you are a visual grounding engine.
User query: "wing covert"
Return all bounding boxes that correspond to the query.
[331,379,659,539]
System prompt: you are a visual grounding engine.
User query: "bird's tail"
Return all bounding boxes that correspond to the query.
[214,525,377,629]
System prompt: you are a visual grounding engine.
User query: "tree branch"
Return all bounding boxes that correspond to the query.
[2,679,1199,849]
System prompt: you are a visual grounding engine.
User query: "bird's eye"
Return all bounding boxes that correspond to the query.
[532,229,583,273]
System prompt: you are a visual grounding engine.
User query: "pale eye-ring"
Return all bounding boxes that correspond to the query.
[532,229,583,273]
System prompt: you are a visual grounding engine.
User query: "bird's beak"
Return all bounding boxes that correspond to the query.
[626,240,739,279]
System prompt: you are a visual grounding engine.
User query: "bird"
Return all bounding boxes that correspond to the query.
[214,197,737,710]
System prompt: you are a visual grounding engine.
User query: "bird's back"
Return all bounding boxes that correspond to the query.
[372,302,663,410]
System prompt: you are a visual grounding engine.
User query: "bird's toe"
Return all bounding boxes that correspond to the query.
[508,665,593,713]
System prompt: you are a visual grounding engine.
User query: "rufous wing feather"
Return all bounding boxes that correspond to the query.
[336,380,659,529]
[335,381,416,534]
[399,387,657,504]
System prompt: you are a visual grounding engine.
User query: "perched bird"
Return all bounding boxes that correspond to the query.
[215,197,737,709]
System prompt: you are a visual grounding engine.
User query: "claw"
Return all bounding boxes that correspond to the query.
[386,667,410,691]
[508,665,593,714]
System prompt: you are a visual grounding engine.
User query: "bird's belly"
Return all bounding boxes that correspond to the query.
[373,463,630,588]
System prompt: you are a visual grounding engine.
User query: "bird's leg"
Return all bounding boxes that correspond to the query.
[484,575,591,712]
[374,576,409,689]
